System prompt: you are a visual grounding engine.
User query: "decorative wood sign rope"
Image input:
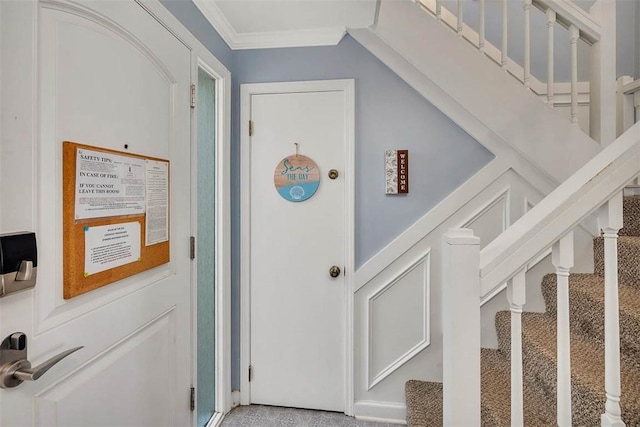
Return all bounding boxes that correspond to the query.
[273,143,320,202]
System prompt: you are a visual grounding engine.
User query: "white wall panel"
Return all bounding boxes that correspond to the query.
[353,168,549,421]
[34,312,175,427]
[367,254,429,389]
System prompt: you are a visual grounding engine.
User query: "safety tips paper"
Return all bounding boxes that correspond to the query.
[273,154,320,202]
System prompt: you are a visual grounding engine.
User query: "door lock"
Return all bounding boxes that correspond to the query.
[329,266,341,278]
[0,332,83,389]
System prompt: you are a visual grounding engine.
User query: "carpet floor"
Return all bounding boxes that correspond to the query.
[220,405,400,427]
[405,196,640,426]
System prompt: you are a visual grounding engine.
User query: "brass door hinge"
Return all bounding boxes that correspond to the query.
[249,120,253,136]
[249,365,253,382]
[190,84,196,108]
[190,386,195,411]
[190,236,195,260]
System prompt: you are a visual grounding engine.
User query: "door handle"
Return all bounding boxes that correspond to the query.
[0,332,83,389]
[329,266,341,278]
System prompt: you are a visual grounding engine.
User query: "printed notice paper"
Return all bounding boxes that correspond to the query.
[145,160,169,246]
[75,148,146,219]
[84,222,141,276]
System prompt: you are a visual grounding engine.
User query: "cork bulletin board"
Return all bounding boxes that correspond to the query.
[62,141,170,299]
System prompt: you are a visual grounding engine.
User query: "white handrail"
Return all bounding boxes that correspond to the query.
[479,121,640,297]
[532,0,600,44]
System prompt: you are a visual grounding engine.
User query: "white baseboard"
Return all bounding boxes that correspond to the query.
[353,401,407,425]
[207,412,226,427]
[231,390,241,408]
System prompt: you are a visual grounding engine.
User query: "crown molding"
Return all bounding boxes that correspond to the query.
[193,0,347,50]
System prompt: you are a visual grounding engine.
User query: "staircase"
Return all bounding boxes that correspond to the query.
[345,0,640,422]
[405,196,640,425]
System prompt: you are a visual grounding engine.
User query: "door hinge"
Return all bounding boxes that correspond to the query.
[190,386,195,411]
[249,365,253,382]
[190,84,196,108]
[249,120,253,136]
[190,236,195,260]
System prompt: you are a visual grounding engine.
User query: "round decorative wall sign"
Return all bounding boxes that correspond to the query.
[273,154,320,202]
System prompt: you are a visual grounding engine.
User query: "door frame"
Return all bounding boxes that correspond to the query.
[240,80,355,415]
[138,2,232,421]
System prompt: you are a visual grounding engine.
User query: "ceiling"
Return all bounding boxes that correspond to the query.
[192,0,378,50]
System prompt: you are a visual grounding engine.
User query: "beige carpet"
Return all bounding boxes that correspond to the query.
[405,196,640,426]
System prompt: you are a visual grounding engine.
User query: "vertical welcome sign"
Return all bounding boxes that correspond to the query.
[385,149,409,194]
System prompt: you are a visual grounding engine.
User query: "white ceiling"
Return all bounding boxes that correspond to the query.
[193,0,378,49]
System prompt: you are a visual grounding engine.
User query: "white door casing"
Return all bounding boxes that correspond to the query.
[0,0,228,424]
[240,80,355,414]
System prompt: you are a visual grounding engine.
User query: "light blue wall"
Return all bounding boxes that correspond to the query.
[160,0,233,70]
[233,39,493,268]
[232,37,493,388]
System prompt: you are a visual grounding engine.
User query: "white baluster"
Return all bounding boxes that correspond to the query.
[508,269,526,427]
[442,229,481,427]
[478,0,486,53]
[436,0,442,21]
[599,192,626,427]
[523,0,531,88]
[456,0,464,37]
[546,9,556,107]
[569,25,579,125]
[501,0,508,70]
[552,231,574,427]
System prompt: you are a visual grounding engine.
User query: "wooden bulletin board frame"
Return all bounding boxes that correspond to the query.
[63,141,170,299]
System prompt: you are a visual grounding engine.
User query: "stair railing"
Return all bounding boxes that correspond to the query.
[442,121,640,427]
[415,0,616,145]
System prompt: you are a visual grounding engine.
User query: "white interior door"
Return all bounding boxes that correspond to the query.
[245,81,353,412]
[0,1,192,425]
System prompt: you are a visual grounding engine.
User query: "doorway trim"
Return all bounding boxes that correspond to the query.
[138,0,233,421]
[240,80,355,415]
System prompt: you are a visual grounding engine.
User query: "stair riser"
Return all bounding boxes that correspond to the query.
[620,197,640,236]
[593,237,640,289]
[541,276,640,366]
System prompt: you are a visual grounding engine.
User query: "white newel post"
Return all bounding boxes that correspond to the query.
[599,192,626,427]
[552,231,574,427]
[508,269,526,427]
[590,0,617,145]
[442,229,481,427]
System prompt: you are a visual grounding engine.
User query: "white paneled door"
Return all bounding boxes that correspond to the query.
[243,81,354,412]
[0,1,192,425]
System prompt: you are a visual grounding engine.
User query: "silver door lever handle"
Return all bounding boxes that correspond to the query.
[12,346,83,382]
[0,332,83,388]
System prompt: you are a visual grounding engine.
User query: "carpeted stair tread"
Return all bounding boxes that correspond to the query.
[541,273,640,366]
[594,235,640,289]
[620,196,640,236]
[404,349,558,426]
[495,311,640,426]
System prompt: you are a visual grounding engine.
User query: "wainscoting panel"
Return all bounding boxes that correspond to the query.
[353,168,546,422]
[367,252,430,390]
